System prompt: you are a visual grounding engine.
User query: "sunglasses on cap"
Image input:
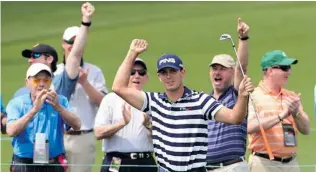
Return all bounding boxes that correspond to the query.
[271,65,291,72]
[31,78,52,85]
[64,39,74,45]
[31,53,50,59]
[131,69,147,76]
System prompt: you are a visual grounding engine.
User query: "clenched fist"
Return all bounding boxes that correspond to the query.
[82,2,95,23]
[238,76,254,97]
[129,39,148,55]
[237,18,250,38]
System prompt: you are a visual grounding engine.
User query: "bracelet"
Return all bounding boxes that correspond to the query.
[81,21,91,27]
[239,36,249,41]
[278,114,283,122]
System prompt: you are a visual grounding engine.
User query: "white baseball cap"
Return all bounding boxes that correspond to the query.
[209,54,235,68]
[62,26,79,41]
[26,63,53,78]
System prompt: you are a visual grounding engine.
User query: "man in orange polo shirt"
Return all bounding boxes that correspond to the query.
[247,50,310,172]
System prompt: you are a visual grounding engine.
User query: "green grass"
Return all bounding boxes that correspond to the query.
[1,1,316,172]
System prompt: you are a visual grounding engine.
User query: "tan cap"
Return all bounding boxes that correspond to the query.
[209,54,235,68]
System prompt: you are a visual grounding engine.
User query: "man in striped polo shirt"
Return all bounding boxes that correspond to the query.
[206,18,250,172]
[112,39,254,172]
[247,50,310,172]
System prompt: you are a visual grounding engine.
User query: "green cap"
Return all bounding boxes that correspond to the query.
[260,50,298,70]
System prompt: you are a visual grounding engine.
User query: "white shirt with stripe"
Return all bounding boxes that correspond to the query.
[141,87,223,172]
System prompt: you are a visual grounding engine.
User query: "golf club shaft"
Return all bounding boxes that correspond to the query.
[231,39,274,160]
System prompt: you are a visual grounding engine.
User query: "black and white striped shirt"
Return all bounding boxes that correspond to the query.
[141,87,222,172]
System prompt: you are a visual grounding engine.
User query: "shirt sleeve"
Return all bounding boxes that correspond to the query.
[247,97,257,121]
[11,87,30,99]
[58,95,72,131]
[141,92,151,115]
[52,70,78,101]
[201,93,223,120]
[6,98,22,124]
[93,69,108,94]
[1,96,5,115]
[94,94,112,127]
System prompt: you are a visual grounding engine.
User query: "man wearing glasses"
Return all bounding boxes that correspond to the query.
[247,50,310,172]
[11,2,95,101]
[6,63,81,172]
[94,58,157,172]
[55,25,108,172]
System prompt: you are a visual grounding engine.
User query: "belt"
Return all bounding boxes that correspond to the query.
[106,152,153,160]
[13,154,62,164]
[206,158,243,170]
[253,152,295,163]
[65,129,93,135]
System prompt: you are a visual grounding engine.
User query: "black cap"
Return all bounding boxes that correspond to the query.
[135,58,147,70]
[22,44,58,62]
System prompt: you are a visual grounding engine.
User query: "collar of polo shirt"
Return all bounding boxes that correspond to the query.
[159,86,196,101]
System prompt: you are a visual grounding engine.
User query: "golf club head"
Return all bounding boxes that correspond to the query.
[219,34,232,41]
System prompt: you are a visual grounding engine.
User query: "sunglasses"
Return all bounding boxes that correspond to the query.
[31,78,52,85]
[271,65,291,72]
[64,39,74,45]
[131,69,147,76]
[31,53,50,59]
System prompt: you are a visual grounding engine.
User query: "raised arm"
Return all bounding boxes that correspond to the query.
[234,18,249,89]
[112,39,148,110]
[215,76,253,124]
[65,2,95,79]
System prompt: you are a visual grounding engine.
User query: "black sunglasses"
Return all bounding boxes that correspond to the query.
[131,69,147,76]
[271,65,291,72]
[64,39,74,45]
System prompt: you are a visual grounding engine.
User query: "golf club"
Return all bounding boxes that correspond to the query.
[219,33,274,160]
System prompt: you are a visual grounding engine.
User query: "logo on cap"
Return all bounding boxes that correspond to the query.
[33,43,39,48]
[159,58,176,65]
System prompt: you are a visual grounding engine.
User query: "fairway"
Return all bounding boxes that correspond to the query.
[1,1,316,172]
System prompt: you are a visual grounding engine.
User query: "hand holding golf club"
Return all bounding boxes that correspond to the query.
[237,18,250,38]
[238,76,254,97]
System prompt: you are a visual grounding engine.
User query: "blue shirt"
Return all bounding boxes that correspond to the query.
[6,94,71,158]
[207,86,247,164]
[1,95,5,114]
[12,70,77,100]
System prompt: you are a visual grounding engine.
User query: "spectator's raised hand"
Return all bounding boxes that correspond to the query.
[82,2,95,22]
[129,39,148,55]
[237,18,250,38]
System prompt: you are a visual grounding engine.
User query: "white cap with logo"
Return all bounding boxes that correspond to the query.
[26,63,52,78]
[62,26,80,41]
[209,54,235,68]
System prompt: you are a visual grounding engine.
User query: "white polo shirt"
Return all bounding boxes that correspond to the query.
[94,93,154,153]
[55,62,108,130]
